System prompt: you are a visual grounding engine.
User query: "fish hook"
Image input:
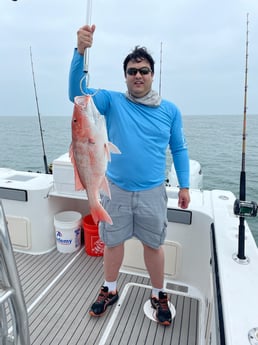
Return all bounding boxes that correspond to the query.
[80,75,100,97]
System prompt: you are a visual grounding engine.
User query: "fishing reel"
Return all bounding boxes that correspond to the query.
[234,199,258,217]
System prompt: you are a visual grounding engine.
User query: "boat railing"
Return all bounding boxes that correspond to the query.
[0,200,30,345]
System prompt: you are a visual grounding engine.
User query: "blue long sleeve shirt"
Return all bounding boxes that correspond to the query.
[69,49,189,191]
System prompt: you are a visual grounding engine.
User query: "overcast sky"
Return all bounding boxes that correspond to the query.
[1,0,258,116]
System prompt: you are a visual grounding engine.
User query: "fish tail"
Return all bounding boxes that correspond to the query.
[91,204,113,225]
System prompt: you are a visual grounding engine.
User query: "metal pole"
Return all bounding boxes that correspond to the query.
[0,201,30,344]
[83,0,93,75]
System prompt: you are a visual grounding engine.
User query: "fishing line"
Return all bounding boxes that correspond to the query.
[29,46,49,174]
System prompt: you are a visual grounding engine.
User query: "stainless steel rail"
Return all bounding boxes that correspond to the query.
[0,201,30,345]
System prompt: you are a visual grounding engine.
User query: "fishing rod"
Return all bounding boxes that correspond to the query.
[233,13,257,261]
[158,42,163,96]
[29,46,49,174]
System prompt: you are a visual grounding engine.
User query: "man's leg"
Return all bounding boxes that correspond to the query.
[89,244,124,317]
[143,244,164,289]
[104,243,124,282]
[143,244,172,326]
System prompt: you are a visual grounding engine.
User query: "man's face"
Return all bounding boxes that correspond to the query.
[125,58,154,98]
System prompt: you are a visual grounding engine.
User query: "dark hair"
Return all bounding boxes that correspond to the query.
[123,46,155,75]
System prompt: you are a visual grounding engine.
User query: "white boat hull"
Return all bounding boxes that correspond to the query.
[0,160,258,344]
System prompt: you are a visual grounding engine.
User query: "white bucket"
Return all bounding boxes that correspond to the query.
[54,211,82,253]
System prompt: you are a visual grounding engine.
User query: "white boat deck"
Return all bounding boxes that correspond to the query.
[14,247,199,345]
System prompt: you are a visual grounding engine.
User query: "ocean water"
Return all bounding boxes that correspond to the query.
[0,114,257,244]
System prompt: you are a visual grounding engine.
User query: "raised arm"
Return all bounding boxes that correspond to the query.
[69,24,96,102]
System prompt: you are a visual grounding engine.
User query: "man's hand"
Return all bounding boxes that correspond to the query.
[178,188,190,209]
[77,24,96,55]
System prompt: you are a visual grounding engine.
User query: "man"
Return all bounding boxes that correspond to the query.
[69,24,190,326]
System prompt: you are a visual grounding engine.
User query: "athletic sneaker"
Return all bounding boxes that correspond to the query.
[150,291,172,326]
[89,286,119,317]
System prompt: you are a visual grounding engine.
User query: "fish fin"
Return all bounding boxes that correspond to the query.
[104,142,121,162]
[74,168,85,191]
[104,143,111,162]
[69,144,85,191]
[100,176,111,198]
[108,142,121,154]
[91,204,113,225]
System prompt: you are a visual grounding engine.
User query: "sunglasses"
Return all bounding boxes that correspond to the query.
[126,67,152,76]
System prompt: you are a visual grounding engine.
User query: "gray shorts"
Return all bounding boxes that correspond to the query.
[99,181,168,249]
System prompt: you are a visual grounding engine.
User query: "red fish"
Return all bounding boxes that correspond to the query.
[69,95,120,225]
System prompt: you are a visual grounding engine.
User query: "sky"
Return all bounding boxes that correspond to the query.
[0,0,258,117]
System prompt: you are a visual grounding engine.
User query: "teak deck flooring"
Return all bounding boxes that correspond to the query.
[14,248,199,345]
